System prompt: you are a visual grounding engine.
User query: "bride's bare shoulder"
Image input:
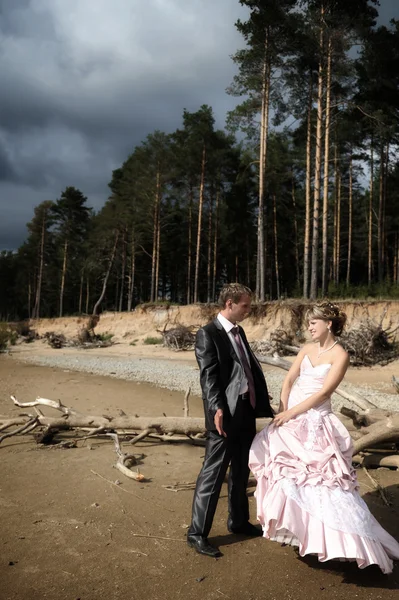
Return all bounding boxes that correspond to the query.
[334,343,349,362]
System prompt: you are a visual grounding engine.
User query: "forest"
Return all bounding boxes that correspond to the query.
[1,0,399,320]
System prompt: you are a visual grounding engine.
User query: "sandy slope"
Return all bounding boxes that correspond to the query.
[28,300,399,345]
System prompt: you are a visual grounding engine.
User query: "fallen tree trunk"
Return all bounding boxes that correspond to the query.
[4,396,209,434]
[0,396,395,446]
[352,453,399,469]
[2,390,399,471]
[255,354,292,370]
[0,414,206,437]
[352,413,399,454]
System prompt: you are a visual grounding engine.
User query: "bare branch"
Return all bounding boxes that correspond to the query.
[0,417,39,444]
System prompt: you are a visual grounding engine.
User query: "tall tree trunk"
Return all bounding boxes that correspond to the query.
[212,188,220,302]
[59,239,68,318]
[155,206,161,302]
[332,143,338,283]
[127,231,135,312]
[335,169,341,286]
[194,145,206,303]
[273,194,280,299]
[118,229,126,312]
[114,270,119,311]
[28,281,32,320]
[382,142,389,283]
[32,210,47,320]
[368,140,374,287]
[150,209,157,303]
[187,184,193,304]
[151,170,161,302]
[303,76,313,299]
[321,36,332,297]
[85,276,90,315]
[257,32,270,302]
[92,230,119,316]
[377,144,384,283]
[291,171,300,289]
[78,269,84,314]
[346,150,353,287]
[310,7,324,300]
[207,191,213,303]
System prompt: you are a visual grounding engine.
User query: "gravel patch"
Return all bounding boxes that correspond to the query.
[17,352,399,412]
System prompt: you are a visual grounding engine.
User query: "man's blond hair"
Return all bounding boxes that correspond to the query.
[218,283,252,308]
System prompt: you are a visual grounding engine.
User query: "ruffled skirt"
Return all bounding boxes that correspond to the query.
[249,406,399,573]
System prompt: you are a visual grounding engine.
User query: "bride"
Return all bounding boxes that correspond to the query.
[249,302,399,573]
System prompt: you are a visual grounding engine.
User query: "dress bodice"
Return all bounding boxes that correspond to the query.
[288,354,332,413]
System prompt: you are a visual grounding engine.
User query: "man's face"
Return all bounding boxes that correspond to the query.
[226,294,251,323]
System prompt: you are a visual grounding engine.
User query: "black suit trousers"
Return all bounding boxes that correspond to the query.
[188,397,256,538]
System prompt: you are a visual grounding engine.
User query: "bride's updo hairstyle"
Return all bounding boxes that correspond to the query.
[305,302,347,337]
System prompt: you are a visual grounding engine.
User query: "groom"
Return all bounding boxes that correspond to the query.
[187,283,273,557]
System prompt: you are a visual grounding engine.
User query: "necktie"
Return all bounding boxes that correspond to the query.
[231,326,256,409]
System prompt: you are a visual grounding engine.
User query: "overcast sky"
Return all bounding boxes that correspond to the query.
[1,0,398,251]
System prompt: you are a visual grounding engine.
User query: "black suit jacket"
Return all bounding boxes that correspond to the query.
[195,318,273,431]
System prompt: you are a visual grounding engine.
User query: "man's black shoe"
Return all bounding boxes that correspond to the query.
[187,535,222,557]
[228,522,263,537]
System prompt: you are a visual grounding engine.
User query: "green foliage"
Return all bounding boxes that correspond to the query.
[17,200,56,319]
[97,333,114,342]
[0,322,16,351]
[0,324,9,351]
[51,187,92,317]
[328,283,399,301]
[13,320,32,336]
[0,251,17,320]
[143,336,163,345]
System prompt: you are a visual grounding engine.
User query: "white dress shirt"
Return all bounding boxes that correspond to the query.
[217,312,249,395]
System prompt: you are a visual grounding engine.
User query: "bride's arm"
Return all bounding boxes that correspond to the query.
[278,347,308,411]
[274,350,349,425]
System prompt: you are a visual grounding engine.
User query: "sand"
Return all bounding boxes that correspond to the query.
[1,345,399,600]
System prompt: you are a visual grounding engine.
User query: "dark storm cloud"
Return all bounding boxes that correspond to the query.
[0,0,249,249]
[0,142,16,182]
[1,0,399,251]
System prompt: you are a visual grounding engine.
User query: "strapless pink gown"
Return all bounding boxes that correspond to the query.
[249,355,399,573]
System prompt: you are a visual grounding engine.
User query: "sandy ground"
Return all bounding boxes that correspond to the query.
[1,347,399,600]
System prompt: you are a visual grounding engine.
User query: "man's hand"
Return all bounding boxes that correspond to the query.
[214,408,227,437]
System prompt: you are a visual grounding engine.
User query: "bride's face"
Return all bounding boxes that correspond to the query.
[308,318,330,341]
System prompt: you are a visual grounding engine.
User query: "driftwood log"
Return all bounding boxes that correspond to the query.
[0,395,213,435]
[1,353,399,474]
[1,393,398,470]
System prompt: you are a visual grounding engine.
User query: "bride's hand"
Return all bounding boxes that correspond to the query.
[273,409,294,427]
